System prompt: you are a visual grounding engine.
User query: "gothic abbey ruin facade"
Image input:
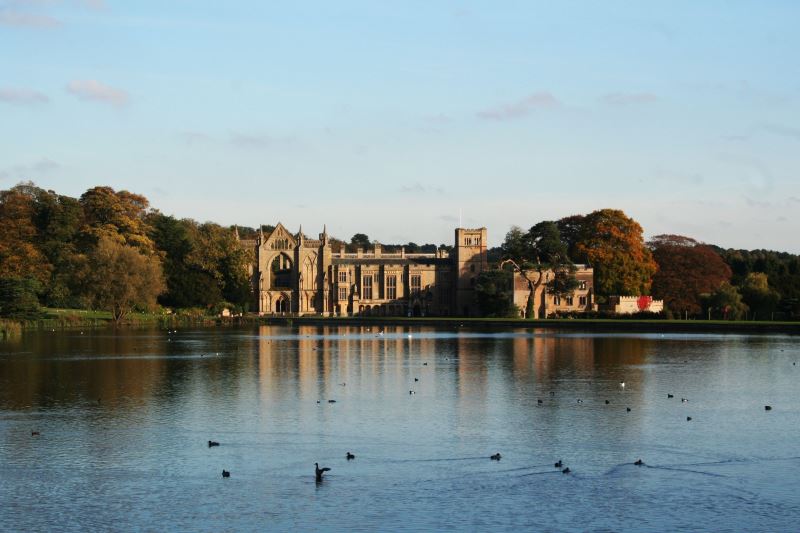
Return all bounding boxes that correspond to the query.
[245,223,596,318]
[247,224,487,317]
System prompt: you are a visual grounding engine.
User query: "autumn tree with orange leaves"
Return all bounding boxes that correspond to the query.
[569,209,657,298]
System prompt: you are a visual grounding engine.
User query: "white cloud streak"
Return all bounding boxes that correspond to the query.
[477,91,560,121]
[65,79,129,107]
[0,86,49,105]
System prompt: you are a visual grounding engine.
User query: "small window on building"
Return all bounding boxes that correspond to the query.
[338,271,347,283]
[411,275,421,293]
[338,287,347,300]
[579,296,587,306]
[554,295,561,306]
[579,280,587,290]
[566,296,574,306]
[387,275,397,299]
[362,276,373,299]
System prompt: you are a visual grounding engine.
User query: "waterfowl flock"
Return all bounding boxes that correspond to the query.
[153,329,784,487]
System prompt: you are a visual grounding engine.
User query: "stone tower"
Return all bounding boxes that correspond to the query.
[453,227,488,316]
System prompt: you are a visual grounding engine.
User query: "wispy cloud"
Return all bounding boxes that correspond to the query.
[0,8,61,28]
[178,131,212,145]
[601,92,658,106]
[423,113,452,124]
[398,183,445,195]
[230,132,275,149]
[66,79,129,107]
[229,131,296,150]
[0,86,49,105]
[724,122,800,143]
[477,91,560,121]
[758,123,800,141]
[0,157,60,181]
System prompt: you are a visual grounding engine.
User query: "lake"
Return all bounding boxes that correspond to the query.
[1,325,799,532]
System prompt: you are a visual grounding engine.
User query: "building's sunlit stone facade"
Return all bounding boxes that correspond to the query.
[247,223,487,317]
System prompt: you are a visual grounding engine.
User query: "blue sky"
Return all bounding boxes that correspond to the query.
[2,1,799,250]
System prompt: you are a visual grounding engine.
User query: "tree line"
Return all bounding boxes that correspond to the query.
[2,183,798,321]
[0,183,252,321]
[478,209,800,320]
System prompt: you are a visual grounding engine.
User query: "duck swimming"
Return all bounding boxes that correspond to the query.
[490,453,501,461]
[222,470,230,478]
[346,452,355,460]
[208,440,220,447]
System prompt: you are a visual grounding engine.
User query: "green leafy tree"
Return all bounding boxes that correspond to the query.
[349,233,371,251]
[740,272,780,320]
[499,222,576,318]
[571,209,657,298]
[475,269,518,318]
[529,221,578,298]
[556,214,586,261]
[500,226,530,264]
[31,188,85,307]
[706,282,748,320]
[717,248,800,319]
[149,215,250,310]
[83,237,165,321]
[0,278,42,319]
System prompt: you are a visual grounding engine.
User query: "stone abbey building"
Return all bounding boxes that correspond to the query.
[245,223,595,318]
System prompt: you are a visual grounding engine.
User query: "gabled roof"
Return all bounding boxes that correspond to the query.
[263,222,297,248]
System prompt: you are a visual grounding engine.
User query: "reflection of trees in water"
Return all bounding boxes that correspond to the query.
[3,327,657,440]
[0,328,255,410]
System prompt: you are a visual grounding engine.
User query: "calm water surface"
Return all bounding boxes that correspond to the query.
[1,326,799,532]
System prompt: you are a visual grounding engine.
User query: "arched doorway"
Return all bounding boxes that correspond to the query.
[275,296,289,313]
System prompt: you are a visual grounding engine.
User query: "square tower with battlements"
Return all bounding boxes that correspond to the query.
[453,227,488,316]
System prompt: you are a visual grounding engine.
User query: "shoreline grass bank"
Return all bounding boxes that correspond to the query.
[13,308,800,336]
[253,315,800,335]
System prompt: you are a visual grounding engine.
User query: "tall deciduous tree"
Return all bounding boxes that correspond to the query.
[349,233,371,250]
[740,272,780,319]
[556,214,586,261]
[571,209,657,298]
[717,248,800,319]
[706,282,748,320]
[149,214,252,310]
[475,269,518,317]
[0,277,41,319]
[529,221,578,298]
[84,237,165,321]
[79,186,156,253]
[0,187,51,285]
[649,234,732,316]
[499,222,576,319]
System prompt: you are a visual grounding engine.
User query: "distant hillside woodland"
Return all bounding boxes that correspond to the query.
[1,182,798,321]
